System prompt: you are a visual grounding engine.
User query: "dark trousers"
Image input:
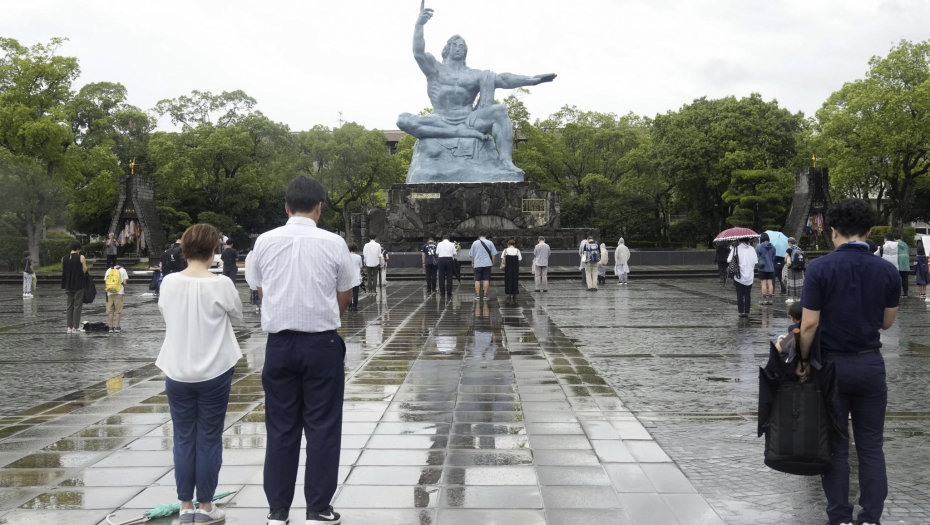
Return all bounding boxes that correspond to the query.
[223,268,237,283]
[263,330,345,513]
[165,367,234,502]
[351,286,359,308]
[821,352,888,525]
[734,282,751,313]
[106,254,117,268]
[717,262,728,283]
[438,258,454,295]
[581,268,587,287]
[774,256,786,293]
[900,271,909,296]
[425,263,438,292]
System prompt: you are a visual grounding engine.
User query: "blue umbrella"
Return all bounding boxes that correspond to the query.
[765,231,789,257]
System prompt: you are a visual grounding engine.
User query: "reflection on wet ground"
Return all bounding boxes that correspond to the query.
[0,280,927,524]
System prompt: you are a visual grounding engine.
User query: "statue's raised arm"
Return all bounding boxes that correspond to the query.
[413,1,438,76]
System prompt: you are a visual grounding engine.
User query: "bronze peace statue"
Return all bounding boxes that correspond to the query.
[398,1,557,183]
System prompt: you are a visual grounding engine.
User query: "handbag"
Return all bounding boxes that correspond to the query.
[726,250,741,278]
[83,273,97,304]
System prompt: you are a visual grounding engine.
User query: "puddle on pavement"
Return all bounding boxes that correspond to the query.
[0,469,66,487]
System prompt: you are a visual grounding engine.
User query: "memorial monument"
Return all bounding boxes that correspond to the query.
[361,1,585,250]
[398,1,556,183]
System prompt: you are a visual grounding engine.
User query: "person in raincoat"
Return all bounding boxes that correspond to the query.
[597,242,609,284]
[756,233,776,305]
[614,238,630,285]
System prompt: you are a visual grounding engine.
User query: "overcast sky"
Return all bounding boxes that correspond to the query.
[4,0,929,132]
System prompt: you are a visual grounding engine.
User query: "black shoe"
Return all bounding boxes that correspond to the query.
[267,508,289,525]
[534,289,541,292]
[307,506,341,524]
[543,290,548,293]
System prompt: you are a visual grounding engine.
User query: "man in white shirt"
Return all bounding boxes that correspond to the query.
[362,234,382,297]
[436,234,457,296]
[105,264,129,333]
[533,237,550,292]
[246,175,358,525]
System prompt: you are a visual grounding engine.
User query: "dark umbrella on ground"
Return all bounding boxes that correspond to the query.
[105,491,236,525]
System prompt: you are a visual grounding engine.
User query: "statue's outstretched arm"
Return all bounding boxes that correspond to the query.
[414,1,438,76]
[496,72,558,89]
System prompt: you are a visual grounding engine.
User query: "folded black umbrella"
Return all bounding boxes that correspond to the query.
[758,329,845,476]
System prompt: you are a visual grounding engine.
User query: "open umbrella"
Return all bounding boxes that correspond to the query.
[764,230,790,257]
[105,491,236,525]
[714,227,760,242]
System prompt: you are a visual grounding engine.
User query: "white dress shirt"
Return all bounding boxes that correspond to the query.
[156,274,243,382]
[436,240,457,258]
[363,241,382,267]
[246,217,359,333]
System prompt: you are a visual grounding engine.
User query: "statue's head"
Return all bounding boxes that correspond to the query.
[442,35,467,64]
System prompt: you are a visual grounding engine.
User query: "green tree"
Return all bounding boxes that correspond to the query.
[817,40,930,229]
[722,169,793,231]
[652,94,803,237]
[0,37,119,264]
[149,90,294,225]
[294,123,402,236]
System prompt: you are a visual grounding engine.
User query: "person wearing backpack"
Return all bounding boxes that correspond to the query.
[62,240,88,333]
[105,264,129,333]
[163,234,188,277]
[580,235,601,291]
[421,237,438,294]
[784,237,805,304]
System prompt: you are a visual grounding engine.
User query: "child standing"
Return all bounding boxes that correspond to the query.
[349,244,363,311]
[22,251,33,298]
[775,302,804,362]
[915,244,928,298]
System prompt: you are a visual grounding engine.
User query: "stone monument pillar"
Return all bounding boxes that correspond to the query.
[109,174,168,257]
[783,167,834,250]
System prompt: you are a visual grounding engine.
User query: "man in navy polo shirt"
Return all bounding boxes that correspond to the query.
[798,198,900,525]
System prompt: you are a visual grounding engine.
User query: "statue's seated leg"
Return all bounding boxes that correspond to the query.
[397,113,489,141]
[470,104,518,171]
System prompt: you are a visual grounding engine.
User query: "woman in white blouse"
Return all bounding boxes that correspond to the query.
[502,239,522,300]
[156,223,243,525]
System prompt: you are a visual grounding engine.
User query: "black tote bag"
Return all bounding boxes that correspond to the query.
[83,273,97,304]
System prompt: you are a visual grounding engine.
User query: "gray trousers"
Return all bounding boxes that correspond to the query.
[66,288,84,329]
[23,272,32,293]
[535,266,548,291]
[585,263,599,289]
[365,266,380,292]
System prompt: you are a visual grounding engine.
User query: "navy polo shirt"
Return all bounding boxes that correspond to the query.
[801,243,901,353]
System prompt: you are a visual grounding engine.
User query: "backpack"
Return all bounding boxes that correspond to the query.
[584,242,600,263]
[726,248,741,278]
[105,268,122,293]
[165,245,187,274]
[789,248,805,270]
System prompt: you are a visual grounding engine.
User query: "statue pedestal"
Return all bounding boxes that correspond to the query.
[406,137,524,183]
[360,182,586,250]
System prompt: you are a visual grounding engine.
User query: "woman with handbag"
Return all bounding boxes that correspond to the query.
[728,237,758,318]
[61,240,88,333]
[502,239,522,300]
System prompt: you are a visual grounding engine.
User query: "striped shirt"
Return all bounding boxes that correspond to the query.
[246,217,359,333]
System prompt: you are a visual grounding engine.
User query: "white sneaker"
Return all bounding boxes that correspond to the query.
[67,328,72,334]
[194,506,225,524]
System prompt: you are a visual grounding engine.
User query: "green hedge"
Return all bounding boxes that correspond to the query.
[870,226,916,247]
[0,236,76,271]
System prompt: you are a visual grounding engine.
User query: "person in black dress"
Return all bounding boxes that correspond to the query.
[61,240,88,333]
[502,239,522,301]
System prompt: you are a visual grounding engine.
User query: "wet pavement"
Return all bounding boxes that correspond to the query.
[0,278,927,524]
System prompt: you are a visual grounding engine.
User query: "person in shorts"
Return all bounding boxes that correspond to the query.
[756,232,776,305]
[105,264,129,333]
[469,234,497,300]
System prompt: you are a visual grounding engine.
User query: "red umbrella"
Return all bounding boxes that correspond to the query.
[714,227,760,242]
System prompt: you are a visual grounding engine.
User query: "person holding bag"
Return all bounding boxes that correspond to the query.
[156,223,243,525]
[61,240,88,333]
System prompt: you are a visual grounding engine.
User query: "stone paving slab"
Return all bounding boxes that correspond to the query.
[0,282,724,524]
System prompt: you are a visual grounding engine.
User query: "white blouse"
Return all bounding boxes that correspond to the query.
[156,274,243,383]
[503,247,522,260]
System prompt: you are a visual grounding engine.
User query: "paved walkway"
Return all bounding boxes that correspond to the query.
[0,278,927,524]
